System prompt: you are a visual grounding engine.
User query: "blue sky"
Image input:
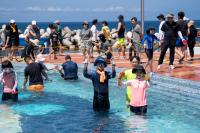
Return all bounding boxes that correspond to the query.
[1,0,199,22]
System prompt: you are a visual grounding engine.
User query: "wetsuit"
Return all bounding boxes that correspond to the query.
[83,67,116,111]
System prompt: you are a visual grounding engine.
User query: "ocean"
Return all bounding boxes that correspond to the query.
[1,20,200,33]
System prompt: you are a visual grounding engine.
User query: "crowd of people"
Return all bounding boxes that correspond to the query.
[0,11,199,115]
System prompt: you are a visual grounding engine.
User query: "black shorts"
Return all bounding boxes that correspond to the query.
[130,105,147,115]
[11,38,19,47]
[52,44,59,52]
[145,49,153,61]
[2,90,18,102]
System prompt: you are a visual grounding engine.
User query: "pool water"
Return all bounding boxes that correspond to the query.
[0,64,200,133]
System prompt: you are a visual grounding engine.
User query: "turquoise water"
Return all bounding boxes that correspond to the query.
[0,64,200,133]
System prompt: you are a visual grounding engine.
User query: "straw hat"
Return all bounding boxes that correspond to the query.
[30,39,39,46]
[188,20,194,27]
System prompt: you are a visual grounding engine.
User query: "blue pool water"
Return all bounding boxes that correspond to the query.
[0,63,200,133]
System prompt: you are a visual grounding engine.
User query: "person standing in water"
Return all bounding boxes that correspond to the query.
[123,65,150,115]
[83,56,116,111]
[22,56,45,92]
[118,56,140,107]
[0,60,18,102]
[57,55,78,80]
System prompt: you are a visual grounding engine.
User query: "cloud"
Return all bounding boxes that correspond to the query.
[92,6,125,12]
[26,6,44,11]
[0,7,16,11]
[26,6,81,12]
[25,6,128,12]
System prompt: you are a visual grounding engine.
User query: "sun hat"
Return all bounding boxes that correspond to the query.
[94,56,107,67]
[32,20,37,25]
[132,64,146,74]
[157,14,165,19]
[166,13,174,18]
[10,19,16,24]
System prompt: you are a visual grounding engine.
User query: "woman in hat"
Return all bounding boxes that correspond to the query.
[83,56,116,111]
[123,65,150,115]
[79,21,93,62]
[187,20,198,61]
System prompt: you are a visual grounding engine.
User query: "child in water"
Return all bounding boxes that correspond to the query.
[123,64,150,115]
[0,60,18,102]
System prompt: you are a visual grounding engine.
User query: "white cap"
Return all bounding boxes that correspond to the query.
[32,20,37,25]
[54,20,60,24]
[10,19,16,24]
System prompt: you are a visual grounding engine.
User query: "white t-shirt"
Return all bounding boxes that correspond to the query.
[159,20,165,40]
[90,25,98,42]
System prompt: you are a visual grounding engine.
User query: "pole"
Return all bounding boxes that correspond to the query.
[141,0,144,34]
[139,0,144,60]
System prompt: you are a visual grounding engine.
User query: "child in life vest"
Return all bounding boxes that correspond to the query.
[0,60,18,102]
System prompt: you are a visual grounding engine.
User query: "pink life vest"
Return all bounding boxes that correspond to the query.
[2,72,16,93]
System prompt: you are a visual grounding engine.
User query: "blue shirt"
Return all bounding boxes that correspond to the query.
[62,61,78,79]
[141,34,159,49]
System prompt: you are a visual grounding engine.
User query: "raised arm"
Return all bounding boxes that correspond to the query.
[107,64,116,79]
[83,63,93,79]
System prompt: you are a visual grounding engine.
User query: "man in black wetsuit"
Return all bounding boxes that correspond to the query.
[83,56,116,111]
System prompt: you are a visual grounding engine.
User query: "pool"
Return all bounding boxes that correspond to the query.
[0,63,200,133]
